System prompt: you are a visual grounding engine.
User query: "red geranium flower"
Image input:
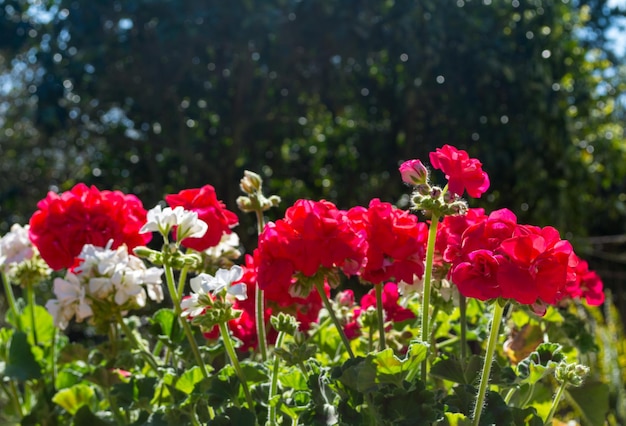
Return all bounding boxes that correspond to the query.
[165,185,238,251]
[429,144,490,198]
[564,258,605,306]
[361,282,416,323]
[348,199,428,285]
[255,199,366,294]
[29,183,151,270]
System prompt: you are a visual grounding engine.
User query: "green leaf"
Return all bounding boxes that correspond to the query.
[211,406,256,425]
[151,309,176,337]
[516,343,564,385]
[52,383,96,415]
[566,381,609,426]
[19,305,56,347]
[441,412,471,426]
[5,331,42,381]
[73,405,113,426]
[175,366,204,394]
[430,355,483,385]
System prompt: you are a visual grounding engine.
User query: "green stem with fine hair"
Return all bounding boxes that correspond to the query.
[25,283,38,346]
[472,301,506,426]
[2,271,22,331]
[255,209,269,361]
[375,283,386,351]
[315,280,355,359]
[115,311,162,376]
[268,330,286,425]
[420,212,440,381]
[459,294,468,364]
[164,262,209,378]
[176,263,190,301]
[218,321,254,409]
[544,380,567,425]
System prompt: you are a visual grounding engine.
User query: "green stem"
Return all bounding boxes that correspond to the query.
[504,387,517,405]
[218,321,254,409]
[315,280,354,359]
[254,209,269,361]
[1,380,23,419]
[164,262,210,378]
[375,283,386,351]
[472,301,506,426]
[268,331,286,425]
[544,381,567,425]
[459,294,467,363]
[51,328,58,387]
[115,311,162,376]
[255,286,268,361]
[1,271,22,331]
[176,264,190,302]
[26,284,38,346]
[420,212,440,381]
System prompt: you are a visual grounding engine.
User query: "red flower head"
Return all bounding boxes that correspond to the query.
[436,207,487,264]
[451,222,579,307]
[347,199,428,285]
[165,185,238,251]
[255,199,366,294]
[361,282,416,324]
[563,258,605,306]
[29,183,151,270]
[429,144,490,198]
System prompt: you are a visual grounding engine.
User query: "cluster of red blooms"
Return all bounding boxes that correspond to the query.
[436,208,604,309]
[28,183,152,270]
[27,143,605,352]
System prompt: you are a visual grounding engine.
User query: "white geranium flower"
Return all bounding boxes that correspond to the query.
[182,265,247,317]
[140,205,207,242]
[144,267,164,302]
[175,209,208,241]
[205,232,242,260]
[111,270,145,307]
[0,224,34,272]
[48,273,93,328]
[140,205,180,236]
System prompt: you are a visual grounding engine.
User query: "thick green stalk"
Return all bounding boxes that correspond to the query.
[375,283,386,351]
[268,331,286,425]
[176,264,190,301]
[1,272,22,331]
[164,263,209,378]
[26,283,38,346]
[218,322,254,409]
[255,209,269,361]
[472,301,506,426]
[459,294,468,363]
[420,212,440,381]
[544,381,567,425]
[315,280,354,359]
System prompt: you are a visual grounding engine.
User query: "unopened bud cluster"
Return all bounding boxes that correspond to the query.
[270,312,300,335]
[411,182,468,217]
[236,170,281,213]
[555,361,589,387]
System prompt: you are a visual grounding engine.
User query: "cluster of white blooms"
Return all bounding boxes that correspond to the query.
[205,232,242,261]
[0,224,35,273]
[140,205,208,241]
[181,265,247,318]
[46,243,164,329]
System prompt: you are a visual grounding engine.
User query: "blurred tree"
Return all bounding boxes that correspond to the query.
[0,0,625,247]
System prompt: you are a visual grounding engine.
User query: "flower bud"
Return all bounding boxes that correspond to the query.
[270,312,300,335]
[240,170,263,194]
[399,159,429,185]
[236,196,254,213]
[555,361,589,387]
[430,186,443,199]
[443,191,456,204]
[415,183,431,196]
[335,290,355,307]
